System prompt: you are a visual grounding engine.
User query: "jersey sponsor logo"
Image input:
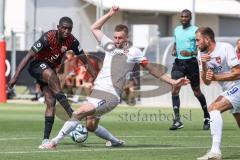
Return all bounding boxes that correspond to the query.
[104,41,133,53]
[110,50,125,56]
[46,54,60,63]
[208,66,222,73]
[61,46,67,53]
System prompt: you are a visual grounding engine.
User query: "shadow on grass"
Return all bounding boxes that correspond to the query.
[62,142,175,148]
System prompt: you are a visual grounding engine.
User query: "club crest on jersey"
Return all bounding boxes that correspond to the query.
[123,49,129,54]
[61,46,67,53]
[215,56,221,64]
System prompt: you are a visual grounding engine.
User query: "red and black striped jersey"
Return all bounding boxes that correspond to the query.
[31,30,83,68]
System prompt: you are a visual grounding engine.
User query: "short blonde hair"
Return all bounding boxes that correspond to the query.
[114,24,128,35]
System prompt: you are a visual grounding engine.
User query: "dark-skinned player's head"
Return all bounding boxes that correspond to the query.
[114,24,128,48]
[57,17,73,40]
[180,9,192,28]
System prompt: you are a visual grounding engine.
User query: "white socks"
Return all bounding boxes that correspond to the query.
[94,125,119,143]
[52,118,79,144]
[52,121,119,145]
[209,110,223,153]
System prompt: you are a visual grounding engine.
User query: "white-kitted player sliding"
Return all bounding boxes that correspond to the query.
[196,27,240,160]
[40,6,189,149]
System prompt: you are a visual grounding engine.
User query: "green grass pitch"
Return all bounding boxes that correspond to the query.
[0,103,239,160]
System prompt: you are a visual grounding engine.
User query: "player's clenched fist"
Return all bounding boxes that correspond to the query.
[108,6,119,16]
[201,54,211,63]
[206,69,214,81]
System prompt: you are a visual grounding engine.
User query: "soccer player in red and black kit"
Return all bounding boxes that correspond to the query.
[8,17,95,148]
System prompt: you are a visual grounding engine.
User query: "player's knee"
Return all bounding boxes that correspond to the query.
[208,104,219,112]
[72,111,81,120]
[45,103,55,116]
[73,104,96,120]
[44,96,55,108]
[45,96,56,106]
[208,106,214,112]
[45,103,55,111]
[73,108,88,120]
[48,80,61,94]
[86,124,97,132]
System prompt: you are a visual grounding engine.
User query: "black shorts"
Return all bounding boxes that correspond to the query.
[171,58,200,87]
[28,61,54,87]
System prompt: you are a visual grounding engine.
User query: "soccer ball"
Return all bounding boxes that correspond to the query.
[69,124,88,143]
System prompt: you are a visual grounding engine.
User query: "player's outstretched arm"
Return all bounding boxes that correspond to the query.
[90,6,119,42]
[201,66,240,85]
[8,50,35,89]
[158,74,189,88]
[213,65,240,81]
[141,62,189,87]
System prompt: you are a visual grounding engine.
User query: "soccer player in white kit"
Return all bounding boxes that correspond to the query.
[40,6,189,149]
[196,27,240,160]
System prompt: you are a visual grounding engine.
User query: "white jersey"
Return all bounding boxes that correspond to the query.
[93,35,146,98]
[198,42,240,91]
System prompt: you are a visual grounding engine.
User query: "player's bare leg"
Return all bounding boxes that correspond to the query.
[197,96,232,160]
[86,116,124,147]
[233,113,240,128]
[42,68,73,117]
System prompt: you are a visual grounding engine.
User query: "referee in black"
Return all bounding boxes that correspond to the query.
[169,9,210,130]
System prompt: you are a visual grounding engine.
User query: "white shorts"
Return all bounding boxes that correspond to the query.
[221,84,240,114]
[86,96,120,118]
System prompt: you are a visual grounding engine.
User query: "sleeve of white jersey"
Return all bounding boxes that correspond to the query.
[99,34,113,49]
[226,44,240,68]
[131,48,148,63]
